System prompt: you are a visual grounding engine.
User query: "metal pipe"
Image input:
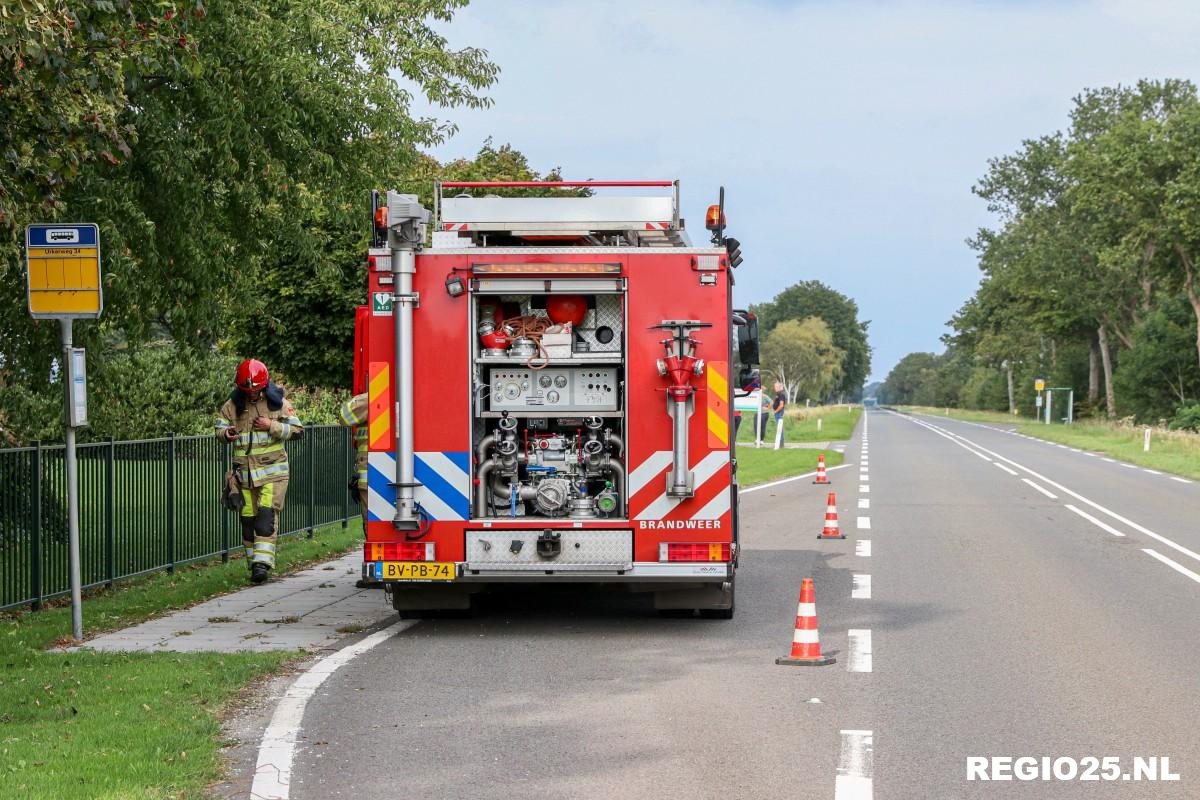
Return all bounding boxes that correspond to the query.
[669,398,691,496]
[392,246,417,527]
[475,458,495,517]
[603,456,625,507]
[476,433,497,464]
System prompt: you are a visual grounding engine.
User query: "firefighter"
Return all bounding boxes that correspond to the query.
[337,391,369,524]
[215,359,303,584]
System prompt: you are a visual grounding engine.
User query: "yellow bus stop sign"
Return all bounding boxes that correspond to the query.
[26,223,103,319]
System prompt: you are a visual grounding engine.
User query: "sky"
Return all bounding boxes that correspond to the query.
[411,0,1200,382]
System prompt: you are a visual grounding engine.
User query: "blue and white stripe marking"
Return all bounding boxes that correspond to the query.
[367,451,471,522]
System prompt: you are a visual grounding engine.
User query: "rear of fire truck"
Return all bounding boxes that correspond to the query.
[355,180,757,617]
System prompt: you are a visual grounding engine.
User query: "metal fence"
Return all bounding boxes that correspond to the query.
[0,425,356,611]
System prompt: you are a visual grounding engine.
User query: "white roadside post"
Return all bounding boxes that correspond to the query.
[25,223,103,642]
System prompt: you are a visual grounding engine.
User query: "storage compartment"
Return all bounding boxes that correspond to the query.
[470,284,627,520]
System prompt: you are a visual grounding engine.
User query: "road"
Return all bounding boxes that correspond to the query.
[276,409,1200,799]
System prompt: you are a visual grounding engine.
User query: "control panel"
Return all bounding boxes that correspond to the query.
[488,367,619,411]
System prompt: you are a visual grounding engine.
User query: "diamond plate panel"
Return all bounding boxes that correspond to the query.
[466,529,632,569]
[578,294,623,352]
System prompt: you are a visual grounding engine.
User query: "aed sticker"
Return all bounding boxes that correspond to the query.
[372,291,393,316]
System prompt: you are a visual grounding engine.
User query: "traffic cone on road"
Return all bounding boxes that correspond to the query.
[776,578,836,667]
[817,492,845,539]
[813,454,831,484]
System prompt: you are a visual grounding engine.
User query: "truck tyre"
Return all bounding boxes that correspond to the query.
[700,577,735,620]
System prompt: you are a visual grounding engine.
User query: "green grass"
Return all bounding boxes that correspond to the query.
[736,448,846,487]
[901,405,1200,481]
[1013,421,1200,480]
[899,405,1027,426]
[736,403,862,444]
[0,519,364,799]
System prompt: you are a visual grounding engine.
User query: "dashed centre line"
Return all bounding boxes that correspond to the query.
[847,629,873,672]
[835,730,875,800]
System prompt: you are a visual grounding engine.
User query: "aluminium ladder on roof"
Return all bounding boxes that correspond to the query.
[433,181,690,247]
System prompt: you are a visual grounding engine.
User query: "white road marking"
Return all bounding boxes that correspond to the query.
[858,498,870,509]
[852,574,871,599]
[835,730,875,800]
[860,484,870,493]
[856,540,871,557]
[740,463,854,494]
[994,462,1019,476]
[1064,504,1125,536]
[1143,548,1200,585]
[1021,478,1057,499]
[857,516,871,530]
[251,623,412,799]
[847,629,872,672]
[902,415,1200,566]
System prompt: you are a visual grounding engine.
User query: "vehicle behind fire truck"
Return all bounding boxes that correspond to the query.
[354,180,758,616]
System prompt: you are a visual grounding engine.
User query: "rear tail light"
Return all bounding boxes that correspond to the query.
[366,541,436,561]
[659,542,731,562]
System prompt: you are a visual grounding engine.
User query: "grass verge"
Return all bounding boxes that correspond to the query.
[0,519,363,799]
[736,403,862,444]
[737,448,846,487]
[900,405,1200,480]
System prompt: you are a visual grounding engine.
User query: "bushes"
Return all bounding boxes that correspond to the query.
[0,344,350,445]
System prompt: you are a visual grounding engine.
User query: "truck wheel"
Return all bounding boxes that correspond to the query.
[699,579,735,620]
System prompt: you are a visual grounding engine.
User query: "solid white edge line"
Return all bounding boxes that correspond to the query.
[1142,548,1200,585]
[1063,504,1125,537]
[1020,478,1057,500]
[994,462,1019,476]
[835,729,874,800]
[847,629,872,672]
[251,623,413,799]
[740,463,854,494]
[851,574,871,599]
[900,413,1200,565]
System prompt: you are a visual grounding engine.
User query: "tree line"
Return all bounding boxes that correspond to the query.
[0,2,577,445]
[750,280,871,403]
[880,79,1200,428]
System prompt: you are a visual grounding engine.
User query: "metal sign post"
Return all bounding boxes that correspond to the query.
[26,223,102,642]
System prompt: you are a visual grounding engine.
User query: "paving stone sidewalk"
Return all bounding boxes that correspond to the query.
[81,552,395,653]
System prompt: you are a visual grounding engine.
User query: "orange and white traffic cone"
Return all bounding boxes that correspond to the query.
[813,454,830,484]
[817,491,845,539]
[776,578,835,666]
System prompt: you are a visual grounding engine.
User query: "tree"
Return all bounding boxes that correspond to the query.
[759,317,844,403]
[750,280,870,397]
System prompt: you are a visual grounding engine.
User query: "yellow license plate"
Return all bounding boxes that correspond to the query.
[380,561,456,581]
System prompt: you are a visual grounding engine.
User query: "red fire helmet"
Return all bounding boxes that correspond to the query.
[235,359,269,391]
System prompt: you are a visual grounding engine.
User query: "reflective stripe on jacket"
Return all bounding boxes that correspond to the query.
[337,393,370,481]
[216,392,303,486]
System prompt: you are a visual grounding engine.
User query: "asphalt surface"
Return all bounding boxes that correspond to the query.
[277,409,1200,799]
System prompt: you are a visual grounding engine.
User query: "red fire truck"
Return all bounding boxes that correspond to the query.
[353,180,758,617]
